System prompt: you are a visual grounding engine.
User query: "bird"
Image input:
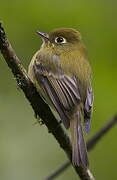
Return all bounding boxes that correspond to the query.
[28,28,93,168]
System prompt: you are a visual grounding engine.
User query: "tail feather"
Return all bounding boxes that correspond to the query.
[70,109,89,168]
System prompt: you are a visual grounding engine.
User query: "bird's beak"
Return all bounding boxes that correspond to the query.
[36,31,50,41]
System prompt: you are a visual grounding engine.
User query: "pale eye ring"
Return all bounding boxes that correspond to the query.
[55,37,67,44]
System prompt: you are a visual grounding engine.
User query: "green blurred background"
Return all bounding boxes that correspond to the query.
[0,0,117,179]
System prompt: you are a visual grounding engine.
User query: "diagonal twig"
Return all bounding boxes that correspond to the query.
[0,22,95,180]
[43,115,117,180]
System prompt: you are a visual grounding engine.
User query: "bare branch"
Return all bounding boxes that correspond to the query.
[0,23,95,180]
[87,115,117,150]
[44,115,117,180]
[44,162,70,180]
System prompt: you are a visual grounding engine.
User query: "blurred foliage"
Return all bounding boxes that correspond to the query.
[0,0,117,179]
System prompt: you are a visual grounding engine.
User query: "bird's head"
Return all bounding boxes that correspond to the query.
[37,28,83,53]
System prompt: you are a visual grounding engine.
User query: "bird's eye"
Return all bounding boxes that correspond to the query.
[55,37,67,44]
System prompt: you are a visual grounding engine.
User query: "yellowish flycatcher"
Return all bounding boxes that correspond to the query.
[28,28,93,168]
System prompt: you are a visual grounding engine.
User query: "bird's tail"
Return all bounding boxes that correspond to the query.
[70,109,89,168]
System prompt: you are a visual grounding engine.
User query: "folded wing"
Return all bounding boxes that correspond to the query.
[84,86,93,133]
[33,62,81,128]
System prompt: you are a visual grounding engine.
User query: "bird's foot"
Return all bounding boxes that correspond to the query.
[34,113,44,125]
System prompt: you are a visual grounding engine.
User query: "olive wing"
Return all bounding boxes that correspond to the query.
[33,62,81,128]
